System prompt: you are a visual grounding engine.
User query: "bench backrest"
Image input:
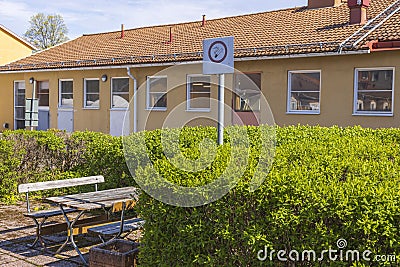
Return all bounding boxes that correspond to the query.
[18,175,105,193]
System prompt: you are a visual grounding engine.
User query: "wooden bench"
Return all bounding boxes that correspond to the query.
[18,175,105,249]
[88,201,144,243]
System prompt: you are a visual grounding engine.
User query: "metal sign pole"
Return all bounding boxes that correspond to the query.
[218,74,225,145]
[30,80,36,131]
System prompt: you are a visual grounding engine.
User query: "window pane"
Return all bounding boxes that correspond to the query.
[60,80,73,107]
[86,80,99,93]
[234,73,261,111]
[148,77,167,108]
[112,78,129,93]
[188,76,210,109]
[14,82,26,130]
[16,95,25,106]
[15,82,26,94]
[149,93,167,108]
[16,120,25,129]
[38,95,49,107]
[85,80,100,108]
[357,91,392,112]
[290,92,320,111]
[61,94,73,107]
[86,94,100,108]
[288,72,320,112]
[61,81,73,93]
[112,94,129,108]
[149,77,167,92]
[15,107,25,120]
[358,70,393,90]
[291,73,320,92]
[37,81,50,106]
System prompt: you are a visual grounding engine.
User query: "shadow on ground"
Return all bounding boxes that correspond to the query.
[0,202,104,267]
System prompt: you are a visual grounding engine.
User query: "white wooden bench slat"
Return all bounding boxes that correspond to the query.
[23,207,77,219]
[18,176,105,193]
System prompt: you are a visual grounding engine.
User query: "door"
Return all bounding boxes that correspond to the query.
[36,81,50,130]
[58,109,74,132]
[58,79,74,132]
[110,77,130,136]
[232,73,261,126]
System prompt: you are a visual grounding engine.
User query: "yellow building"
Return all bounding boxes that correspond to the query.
[0,0,399,134]
[0,25,35,66]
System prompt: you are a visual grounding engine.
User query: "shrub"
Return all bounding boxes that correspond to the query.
[0,130,132,202]
[135,126,400,267]
[0,126,399,266]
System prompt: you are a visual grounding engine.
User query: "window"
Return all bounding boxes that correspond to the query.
[288,71,321,114]
[111,77,129,109]
[14,81,26,129]
[187,75,211,111]
[354,68,394,115]
[234,73,261,112]
[147,76,167,110]
[59,79,73,108]
[36,81,49,106]
[84,79,100,108]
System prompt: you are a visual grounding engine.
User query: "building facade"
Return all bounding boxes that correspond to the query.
[0,0,399,134]
[0,25,35,66]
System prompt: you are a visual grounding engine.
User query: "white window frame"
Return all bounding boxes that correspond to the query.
[111,77,130,110]
[287,70,321,115]
[14,80,26,130]
[353,67,395,116]
[58,79,74,109]
[146,76,167,111]
[186,74,211,112]
[84,78,100,109]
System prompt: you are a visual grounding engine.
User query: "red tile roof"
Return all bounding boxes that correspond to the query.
[1,0,398,71]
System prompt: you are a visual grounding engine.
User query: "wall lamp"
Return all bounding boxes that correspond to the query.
[101,74,108,82]
[29,77,34,84]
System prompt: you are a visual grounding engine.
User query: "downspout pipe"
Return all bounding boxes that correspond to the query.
[127,67,138,133]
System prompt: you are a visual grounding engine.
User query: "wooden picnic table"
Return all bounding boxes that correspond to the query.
[45,186,140,266]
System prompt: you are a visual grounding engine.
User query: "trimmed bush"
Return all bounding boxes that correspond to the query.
[135,126,400,266]
[0,130,132,202]
[0,126,399,266]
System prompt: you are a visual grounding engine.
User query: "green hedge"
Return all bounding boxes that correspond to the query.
[135,126,400,266]
[0,130,132,202]
[0,126,399,266]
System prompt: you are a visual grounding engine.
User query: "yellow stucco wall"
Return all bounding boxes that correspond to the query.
[0,30,33,65]
[0,50,399,133]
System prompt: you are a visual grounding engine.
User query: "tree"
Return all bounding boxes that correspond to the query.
[24,13,69,50]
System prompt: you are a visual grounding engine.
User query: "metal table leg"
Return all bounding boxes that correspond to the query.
[27,217,48,249]
[55,205,87,265]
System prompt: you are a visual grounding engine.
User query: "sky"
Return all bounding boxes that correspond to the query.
[0,0,307,40]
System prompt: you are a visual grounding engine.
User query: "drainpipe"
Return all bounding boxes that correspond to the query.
[126,67,138,133]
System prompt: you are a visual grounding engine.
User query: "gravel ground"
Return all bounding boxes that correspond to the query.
[0,202,139,267]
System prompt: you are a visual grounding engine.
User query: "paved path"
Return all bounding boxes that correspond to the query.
[0,202,102,266]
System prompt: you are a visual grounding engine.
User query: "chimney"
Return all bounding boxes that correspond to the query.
[202,15,206,27]
[348,0,370,25]
[121,24,125,38]
[169,27,173,43]
[308,0,343,9]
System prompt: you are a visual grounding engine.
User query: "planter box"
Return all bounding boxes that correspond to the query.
[89,239,140,267]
